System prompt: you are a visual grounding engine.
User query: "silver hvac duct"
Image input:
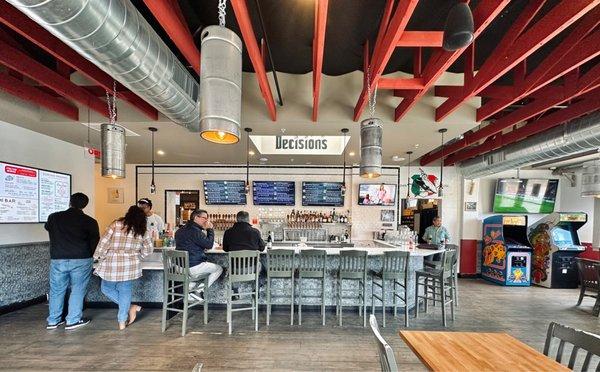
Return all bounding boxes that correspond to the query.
[7,0,199,131]
[458,112,600,179]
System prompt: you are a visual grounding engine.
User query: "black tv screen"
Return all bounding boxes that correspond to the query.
[302,182,344,206]
[203,180,247,205]
[493,178,558,213]
[358,183,397,206]
[253,181,295,206]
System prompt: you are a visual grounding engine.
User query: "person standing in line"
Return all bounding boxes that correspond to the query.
[175,209,223,302]
[137,198,164,238]
[94,206,153,330]
[45,192,100,330]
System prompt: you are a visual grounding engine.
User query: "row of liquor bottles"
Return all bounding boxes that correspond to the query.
[286,209,350,224]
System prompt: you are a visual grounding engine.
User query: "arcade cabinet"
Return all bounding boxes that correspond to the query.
[528,212,587,288]
[481,215,532,286]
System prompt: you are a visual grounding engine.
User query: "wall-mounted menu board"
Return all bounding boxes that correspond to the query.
[203,180,247,205]
[253,181,295,206]
[302,182,344,206]
[0,161,71,223]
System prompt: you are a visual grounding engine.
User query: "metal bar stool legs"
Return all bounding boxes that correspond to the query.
[337,250,368,327]
[227,251,260,334]
[266,249,295,326]
[371,251,409,328]
[297,249,327,326]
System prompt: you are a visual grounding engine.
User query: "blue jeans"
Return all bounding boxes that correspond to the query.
[47,258,93,325]
[101,279,135,323]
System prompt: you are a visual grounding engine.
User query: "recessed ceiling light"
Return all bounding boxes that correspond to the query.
[248,150,255,156]
[306,162,312,165]
[349,151,355,157]
[549,166,557,170]
[414,144,420,148]
[259,157,268,162]
[290,158,295,162]
[213,161,220,164]
[458,134,465,140]
[392,155,405,162]
[156,150,165,156]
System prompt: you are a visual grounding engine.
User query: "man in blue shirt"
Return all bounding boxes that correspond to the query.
[423,216,450,245]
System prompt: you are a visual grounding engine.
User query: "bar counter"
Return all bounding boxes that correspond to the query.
[86,242,447,309]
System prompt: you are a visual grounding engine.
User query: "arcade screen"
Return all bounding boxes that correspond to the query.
[358,184,396,206]
[253,181,295,206]
[551,227,574,247]
[302,182,344,206]
[493,178,558,213]
[0,161,71,223]
[203,181,247,205]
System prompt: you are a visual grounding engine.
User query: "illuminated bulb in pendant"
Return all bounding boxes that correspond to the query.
[111,174,117,180]
[368,173,374,178]
[217,131,226,140]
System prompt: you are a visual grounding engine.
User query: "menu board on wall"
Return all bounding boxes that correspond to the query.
[0,162,71,223]
[302,182,344,206]
[253,181,295,206]
[203,180,247,205]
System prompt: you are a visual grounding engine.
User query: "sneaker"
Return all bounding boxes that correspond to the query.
[46,320,65,330]
[188,292,205,304]
[65,318,91,330]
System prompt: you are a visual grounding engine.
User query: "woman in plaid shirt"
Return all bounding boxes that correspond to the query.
[94,206,153,330]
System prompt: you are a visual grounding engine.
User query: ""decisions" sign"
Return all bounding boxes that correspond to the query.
[250,135,349,155]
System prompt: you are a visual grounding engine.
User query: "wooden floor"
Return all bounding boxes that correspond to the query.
[1,279,598,371]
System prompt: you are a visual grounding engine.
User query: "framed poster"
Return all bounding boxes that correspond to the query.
[107,187,124,204]
[464,201,477,211]
[380,209,395,222]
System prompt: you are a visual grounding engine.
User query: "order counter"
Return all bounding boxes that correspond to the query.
[86,242,448,309]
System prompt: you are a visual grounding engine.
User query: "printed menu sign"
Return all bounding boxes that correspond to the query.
[0,162,71,223]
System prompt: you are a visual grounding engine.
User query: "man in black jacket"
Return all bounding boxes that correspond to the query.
[222,211,266,253]
[175,209,223,301]
[44,192,99,330]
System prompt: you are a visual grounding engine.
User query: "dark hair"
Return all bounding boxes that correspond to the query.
[70,193,89,209]
[118,206,147,237]
[190,209,208,220]
[236,211,250,223]
[433,216,442,221]
[137,198,152,208]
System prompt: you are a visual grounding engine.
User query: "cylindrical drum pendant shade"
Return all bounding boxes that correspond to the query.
[360,118,383,178]
[101,123,126,179]
[199,25,242,144]
[581,160,600,197]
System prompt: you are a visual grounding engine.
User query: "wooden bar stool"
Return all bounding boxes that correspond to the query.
[371,250,409,327]
[297,249,327,326]
[266,249,295,325]
[337,250,368,327]
[161,250,209,336]
[414,250,456,327]
[226,250,260,334]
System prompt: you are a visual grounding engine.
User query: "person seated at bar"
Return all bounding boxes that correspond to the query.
[175,209,223,302]
[222,211,266,253]
[137,198,164,238]
[94,206,153,330]
[45,192,100,330]
[423,216,451,245]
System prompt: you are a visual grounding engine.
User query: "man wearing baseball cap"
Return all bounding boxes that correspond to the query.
[137,198,165,238]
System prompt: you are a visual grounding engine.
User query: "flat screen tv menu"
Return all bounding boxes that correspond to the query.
[302,182,344,206]
[203,180,247,205]
[253,181,295,206]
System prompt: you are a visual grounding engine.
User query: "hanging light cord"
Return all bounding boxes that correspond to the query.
[440,131,445,193]
[151,130,155,184]
[342,132,347,185]
[218,0,227,27]
[406,152,412,198]
[366,67,378,119]
[105,81,117,125]
[246,131,250,184]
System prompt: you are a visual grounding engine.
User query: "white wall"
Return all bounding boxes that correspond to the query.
[559,171,596,244]
[594,198,600,248]
[0,120,95,244]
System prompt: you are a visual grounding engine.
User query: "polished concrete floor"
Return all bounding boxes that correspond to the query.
[0,279,598,371]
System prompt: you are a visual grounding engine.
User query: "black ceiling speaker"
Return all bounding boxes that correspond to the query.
[443,2,474,51]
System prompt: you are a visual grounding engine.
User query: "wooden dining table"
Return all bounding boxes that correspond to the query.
[399,331,570,371]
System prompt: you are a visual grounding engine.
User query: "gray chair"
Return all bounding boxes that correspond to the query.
[575,258,599,316]
[369,314,399,372]
[161,250,209,336]
[414,250,456,327]
[337,250,368,327]
[266,249,295,325]
[371,251,410,328]
[297,249,327,325]
[227,250,260,334]
[543,322,600,371]
[424,245,459,307]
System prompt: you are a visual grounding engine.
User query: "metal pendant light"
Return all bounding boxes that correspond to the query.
[101,83,125,179]
[406,151,413,198]
[149,127,157,194]
[244,127,252,194]
[199,0,242,144]
[438,128,447,197]
[360,70,382,178]
[341,128,349,195]
[443,1,474,51]
[581,160,600,197]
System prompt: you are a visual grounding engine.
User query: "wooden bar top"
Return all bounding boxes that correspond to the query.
[399,331,570,372]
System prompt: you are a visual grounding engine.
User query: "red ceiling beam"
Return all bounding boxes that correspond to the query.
[379,77,424,90]
[434,0,599,122]
[231,0,277,121]
[421,64,600,165]
[445,90,600,165]
[0,2,158,120]
[0,39,108,118]
[143,0,200,74]
[312,0,328,122]
[476,8,600,121]
[396,31,443,47]
[353,0,419,121]
[0,73,78,120]
[394,0,511,122]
